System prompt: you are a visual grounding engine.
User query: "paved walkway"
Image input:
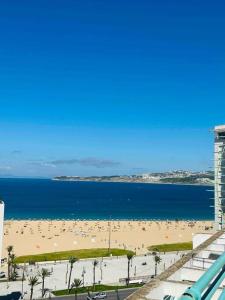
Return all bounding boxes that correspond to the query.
[0,253,185,299]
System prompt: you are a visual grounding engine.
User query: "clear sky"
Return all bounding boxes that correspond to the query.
[0,0,225,177]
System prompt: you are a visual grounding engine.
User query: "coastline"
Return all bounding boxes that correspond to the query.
[0,177,213,186]
[4,217,214,221]
[52,178,214,187]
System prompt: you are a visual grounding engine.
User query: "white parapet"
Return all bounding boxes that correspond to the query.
[193,233,213,249]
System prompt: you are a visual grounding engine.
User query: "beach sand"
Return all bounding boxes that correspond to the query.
[2,220,213,257]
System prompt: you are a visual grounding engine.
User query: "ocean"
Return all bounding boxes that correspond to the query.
[0,178,213,220]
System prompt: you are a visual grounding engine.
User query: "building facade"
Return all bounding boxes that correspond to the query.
[0,200,4,267]
[214,125,225,230]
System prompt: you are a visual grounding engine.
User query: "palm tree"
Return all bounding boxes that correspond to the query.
[38,268,52,297]
[12,262,18,274]
[21,264,26,298]
[70,278,82,300]
[9,254,17,281]
[10,268,18,281]
[81,268,86,287]
[126,253,134,286]
[6,245,13,280]
[28,276,40,300]
[87,288,91,298]
[93,260,99,291]
[154,255,162,276]
[115,288,120,300]
[10,253,15,263]
[11,255,17,273]
[67,257,78,290]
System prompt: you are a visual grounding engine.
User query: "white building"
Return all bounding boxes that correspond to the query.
[125,126,225,299]
[214,125,225,230]
[126,231,225,300]
[0,200,4,267]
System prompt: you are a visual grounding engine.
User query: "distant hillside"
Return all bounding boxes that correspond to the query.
[53,171,214,185]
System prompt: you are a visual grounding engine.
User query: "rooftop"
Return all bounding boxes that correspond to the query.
[126,230,225,300]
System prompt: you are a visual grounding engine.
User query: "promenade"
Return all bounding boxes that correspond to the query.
[0,253,185,299]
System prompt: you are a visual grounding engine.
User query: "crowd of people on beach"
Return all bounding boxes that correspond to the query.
[2,220,213,257]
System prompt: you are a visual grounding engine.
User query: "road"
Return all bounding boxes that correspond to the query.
[51,288,138,300]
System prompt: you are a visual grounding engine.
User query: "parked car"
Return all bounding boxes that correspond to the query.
[129,279,143,285]
[92,292,107,299]
[142,262,147,265]
[0,272,6,278]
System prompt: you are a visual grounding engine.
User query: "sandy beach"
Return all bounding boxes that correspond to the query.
[2,220,213,257]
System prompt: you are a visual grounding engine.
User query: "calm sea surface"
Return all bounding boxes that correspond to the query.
[0,178,213,220]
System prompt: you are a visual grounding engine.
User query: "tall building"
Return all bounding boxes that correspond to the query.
[0,200,4,267]
[214,125,225,230]
[125,125,225,299]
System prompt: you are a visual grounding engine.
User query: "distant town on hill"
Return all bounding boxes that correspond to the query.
[53,170,214,185]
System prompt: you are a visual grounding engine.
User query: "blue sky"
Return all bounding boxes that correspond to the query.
[0,0,225,177]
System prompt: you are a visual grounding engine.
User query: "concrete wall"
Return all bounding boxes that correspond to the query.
[169,267,204,282]
[215,237,225,245]
[146,281,189,300]
[146,279,224,300]
[193,233,213,248]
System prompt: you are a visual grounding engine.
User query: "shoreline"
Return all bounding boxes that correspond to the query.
[4,217,214,221]
[0,177,213,187]
[52,178,213,187]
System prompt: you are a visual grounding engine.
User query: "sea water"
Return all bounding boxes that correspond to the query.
[0,178,213,220]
